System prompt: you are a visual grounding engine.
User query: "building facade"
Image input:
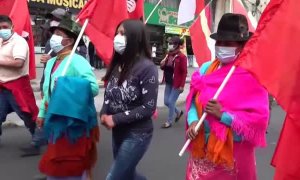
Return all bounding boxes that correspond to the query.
[27,0,270,56]
[144,0,189,62]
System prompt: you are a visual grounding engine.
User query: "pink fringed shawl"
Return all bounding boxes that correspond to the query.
[186,64,269,147]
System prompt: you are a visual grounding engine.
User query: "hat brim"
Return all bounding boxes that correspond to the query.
[210,32,253,41]
[50,26,84,46]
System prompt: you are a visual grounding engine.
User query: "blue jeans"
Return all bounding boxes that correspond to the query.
[0,89,46,146]
[106,130,153,180]
[164,84,181,124]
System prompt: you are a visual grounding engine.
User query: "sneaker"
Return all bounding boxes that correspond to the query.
[20,144,40,157]
[161,122,172,128]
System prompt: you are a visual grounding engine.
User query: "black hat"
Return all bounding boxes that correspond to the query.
[168,36,183,45]
[210,13,253,42]
[50,15,84,45]
[46,8,67,20]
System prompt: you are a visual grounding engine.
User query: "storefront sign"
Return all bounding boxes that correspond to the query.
[165,26,190,36]
[144,2,191,27]
[29,0,87,10]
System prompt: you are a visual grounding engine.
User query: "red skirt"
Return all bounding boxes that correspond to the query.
[39,128,99,177]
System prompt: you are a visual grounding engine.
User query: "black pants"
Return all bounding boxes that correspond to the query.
[0,89,36,136]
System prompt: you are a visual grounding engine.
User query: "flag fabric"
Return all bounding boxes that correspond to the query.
[177,0,205,25]
[128,0,144,19]
[0,0,36,79]
[236,0,300,179]
[233,0,257,32]
[195,0,206,15]
[77,0,143,65]
[189,4,214,66]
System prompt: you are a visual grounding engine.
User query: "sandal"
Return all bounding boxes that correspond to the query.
[161,122,172,128]
[175,110,184,123]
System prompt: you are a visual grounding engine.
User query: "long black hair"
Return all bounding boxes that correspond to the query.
[103,20,151,86]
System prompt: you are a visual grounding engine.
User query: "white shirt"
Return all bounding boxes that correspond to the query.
[0,33,29,82]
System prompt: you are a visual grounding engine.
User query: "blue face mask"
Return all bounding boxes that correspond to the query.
[0,29,12,40]
[50,34,65,53]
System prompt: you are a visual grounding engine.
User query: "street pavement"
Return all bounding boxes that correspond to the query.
[0,104,285,180]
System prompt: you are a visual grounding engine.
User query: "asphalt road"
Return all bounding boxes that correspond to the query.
[0,105,285,180]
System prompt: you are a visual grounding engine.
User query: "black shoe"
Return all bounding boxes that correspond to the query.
[175,110,184,123]
[20,145,40,157]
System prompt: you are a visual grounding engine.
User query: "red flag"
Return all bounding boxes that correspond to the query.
[237,0,300,178]
[128,0,144,19]
[77,0,143,65]
[0,0,36,79]
[233,0,257,32]
[189,5,212,66]
[195,0,205,15]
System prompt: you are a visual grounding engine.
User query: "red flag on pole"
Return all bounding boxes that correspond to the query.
[189,4,213,66]
[128,0,144,19]
[77,0,143,65]
[237,0,300,179]
[0,0,36,79]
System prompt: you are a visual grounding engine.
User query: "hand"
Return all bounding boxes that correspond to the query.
[36,117,44,128]
[187,122,198,140]
[160,55,167,66]
[205,99,222,119]
[160,59,166,67]
[40,54,51,64]
[100,114,115,130]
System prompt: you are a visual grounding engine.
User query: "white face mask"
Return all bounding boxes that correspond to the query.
[114,34,126,55]
[215,46,239,64]
[50,34,65,53]
[168,44,177,52]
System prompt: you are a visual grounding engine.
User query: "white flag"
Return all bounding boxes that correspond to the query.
[177,0,196,25]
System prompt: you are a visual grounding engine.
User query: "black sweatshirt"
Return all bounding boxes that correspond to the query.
[100,58,159,132]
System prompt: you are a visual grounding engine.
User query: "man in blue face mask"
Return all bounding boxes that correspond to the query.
[0,15,45,156]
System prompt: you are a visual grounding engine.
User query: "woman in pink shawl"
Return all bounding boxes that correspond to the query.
[185,13,270,180]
